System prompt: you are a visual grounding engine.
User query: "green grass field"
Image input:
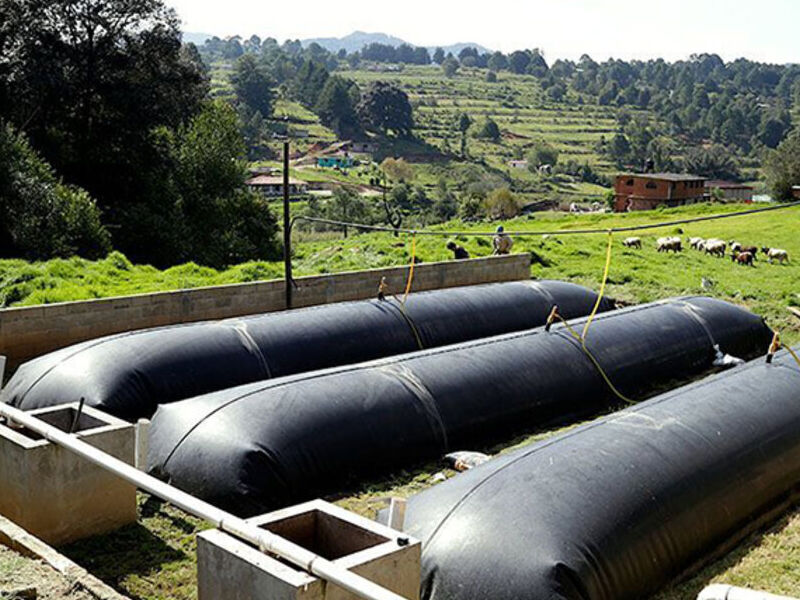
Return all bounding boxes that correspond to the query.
[5,202,796,341]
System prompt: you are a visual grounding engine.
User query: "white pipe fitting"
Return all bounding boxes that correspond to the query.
[699,584,799,600]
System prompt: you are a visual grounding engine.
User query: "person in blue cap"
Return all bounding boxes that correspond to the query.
[492,225,513,255]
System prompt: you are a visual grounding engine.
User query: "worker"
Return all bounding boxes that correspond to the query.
[446,240,470,260]
[493,225,513,255]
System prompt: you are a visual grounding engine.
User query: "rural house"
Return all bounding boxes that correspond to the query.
[245,175,308,197]
[613,173,706,212]
[705,180,754,202]
[317,155,354,168]
[793,185,800,199]
[344,140,379,154]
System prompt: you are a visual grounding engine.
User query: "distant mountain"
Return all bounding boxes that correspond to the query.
[301,31,491,56]
[182,32,214,46]
[434,42,493,57]
[302,31,407,53]
[183,30,492,56]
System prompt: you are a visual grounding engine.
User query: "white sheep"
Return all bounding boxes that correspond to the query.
[762,247,790,264]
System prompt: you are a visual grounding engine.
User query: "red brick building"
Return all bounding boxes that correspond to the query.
[614,173,706,212]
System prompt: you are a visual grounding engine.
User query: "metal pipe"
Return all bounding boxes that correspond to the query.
[0,402,405,600]
[698,584,798,600]
[283,140,293,310]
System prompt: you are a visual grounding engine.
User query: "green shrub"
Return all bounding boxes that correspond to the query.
[0,123,111,260]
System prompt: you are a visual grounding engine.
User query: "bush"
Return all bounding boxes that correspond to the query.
[475,118,501,142]
[0,123,111,260]
[484,188,521,219]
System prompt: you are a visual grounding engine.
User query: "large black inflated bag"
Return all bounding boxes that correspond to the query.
[1,280,613,421]
[147,297,772,516]
[403,349,800,600]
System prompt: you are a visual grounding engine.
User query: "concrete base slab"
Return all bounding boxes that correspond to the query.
[197,499,420,600]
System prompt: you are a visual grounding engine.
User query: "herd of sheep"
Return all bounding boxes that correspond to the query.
[621,236,790,266]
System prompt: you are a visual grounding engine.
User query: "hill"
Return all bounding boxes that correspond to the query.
[302,30,407,53]
[301,30,491,56]
[181,31,214,45]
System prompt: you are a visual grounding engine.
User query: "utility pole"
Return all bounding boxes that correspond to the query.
[283,140,292,310]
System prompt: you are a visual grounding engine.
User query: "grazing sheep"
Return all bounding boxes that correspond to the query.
[657,236,682,253]
[732,251,754,267]
[622,237,642,249]
[729,240,742,254]
[688,237,704,250]
[704,239,727,258]
[740,245,758,258]
[763,247,790,264]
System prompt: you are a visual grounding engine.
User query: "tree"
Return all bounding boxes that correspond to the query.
[315,76,361,138]
[431,179,458,221]
[118,101,280,267]
[442,57,460,78]
[684,144,740,180]
[433,47,445,65]
[484,188,520,219]
[508,51,531,74]
[609,133,632,167]
[357,81,414,137]
[758,115,791,149]
[527,141,559,168]
[231,54,274,117]
[1,0,208,233]
[381,157,414,182]
[765,130,800,201]
[0,122,110,259]
[457,113,472,157]
[475,118,501,142]
[324,188,371,237]
[487,51,508,72]
[486,71,497,83]
[291,59,329,107]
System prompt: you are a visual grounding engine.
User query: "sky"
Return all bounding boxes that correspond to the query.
[165,0,800,64]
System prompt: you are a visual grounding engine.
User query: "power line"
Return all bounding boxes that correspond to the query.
[291,201,800,238]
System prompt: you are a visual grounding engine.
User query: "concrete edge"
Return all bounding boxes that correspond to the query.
[0,514,130,600]
[0,253,533,316]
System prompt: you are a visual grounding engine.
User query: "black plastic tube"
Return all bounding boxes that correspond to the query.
[147,297,772,516]
[402,349,800,600]
[1,280,613,421]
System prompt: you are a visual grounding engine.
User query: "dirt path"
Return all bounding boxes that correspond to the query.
[0,546,94,599]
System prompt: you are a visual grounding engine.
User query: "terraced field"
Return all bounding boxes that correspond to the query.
[345,64,629,177]
[210,61,631,200]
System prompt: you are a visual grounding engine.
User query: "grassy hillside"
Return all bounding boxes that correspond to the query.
[212,61,621,202]
[345,64,624,176]
[3,202,797,341]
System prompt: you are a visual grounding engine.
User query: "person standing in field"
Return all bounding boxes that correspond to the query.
[493,226,513,255]
[446,240,470,260]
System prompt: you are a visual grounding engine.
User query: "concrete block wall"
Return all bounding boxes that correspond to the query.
[0,254,530,372]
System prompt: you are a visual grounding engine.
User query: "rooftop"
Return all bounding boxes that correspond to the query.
[619,173,705,182]
[705,180,754,189]
[245,175,307,186]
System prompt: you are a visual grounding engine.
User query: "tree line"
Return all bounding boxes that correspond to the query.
[0,0,282,267]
